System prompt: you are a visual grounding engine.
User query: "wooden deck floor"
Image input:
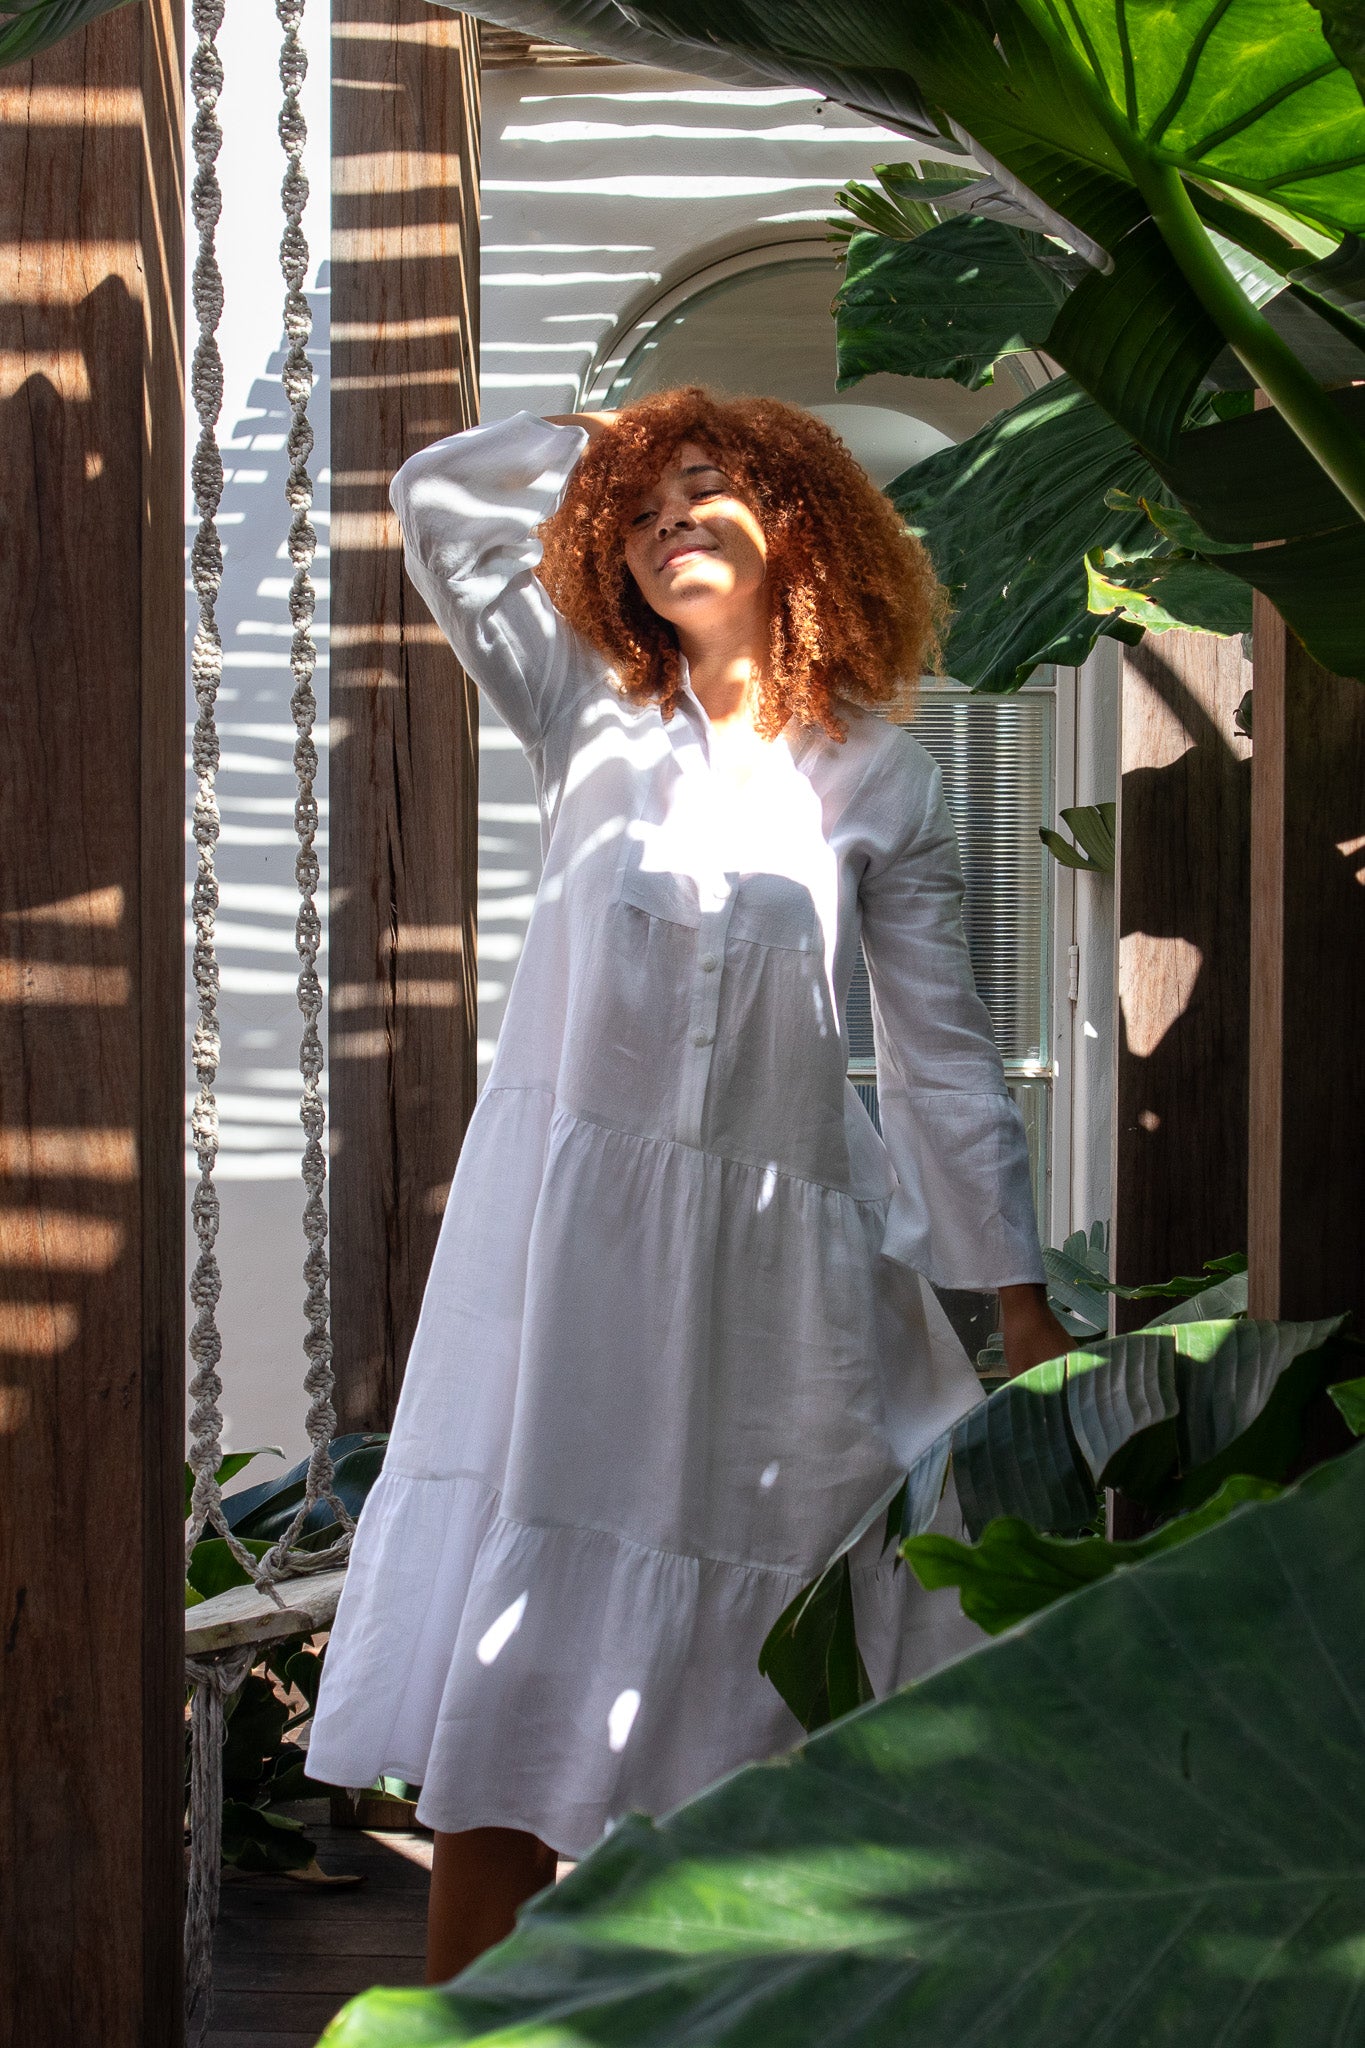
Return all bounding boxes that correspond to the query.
[206,1811,434,2048]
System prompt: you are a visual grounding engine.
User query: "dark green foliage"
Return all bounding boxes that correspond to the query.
[0,0,133,64]
[757,1555,874,1731]
[221,1800,316,1875]
[890,376,1162,692]
[1310,0,1365,96]
[326,1447,1365,2048]
[1085,548,1254,638]
[765,1311,1343,1731]
[222,1433,387,1544]
[1204,524,1365,679]
[903,1471,1282,1632]
[1044,219,1224,457]
[1039,801,1116,872]
[1148,385,1365,542]
[1331,1373,1365,1433]
[835,216,1068,389]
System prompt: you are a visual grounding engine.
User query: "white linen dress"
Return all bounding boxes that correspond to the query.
[306,411,1046,1856]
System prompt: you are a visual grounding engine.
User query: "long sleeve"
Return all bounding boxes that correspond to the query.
[389,410,595,754]
[859,749,1045,1292]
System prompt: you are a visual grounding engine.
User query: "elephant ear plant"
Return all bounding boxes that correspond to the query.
[452,0,1365,697]
[830,157,1365,687]
[326,1433,1365,2048]
[761,1275,1354,1734]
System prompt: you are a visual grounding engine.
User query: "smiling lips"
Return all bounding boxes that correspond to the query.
[658,539,717,571]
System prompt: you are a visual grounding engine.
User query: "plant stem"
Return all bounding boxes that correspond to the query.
[1135,157,1365,523]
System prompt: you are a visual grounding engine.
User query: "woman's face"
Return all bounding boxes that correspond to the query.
[621,440,768,629]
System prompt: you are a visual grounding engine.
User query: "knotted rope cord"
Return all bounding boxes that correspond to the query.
[184,1644,255,2043]
[183,0,352,2030]
[183,0,266,1593]
[255,0,354,1586]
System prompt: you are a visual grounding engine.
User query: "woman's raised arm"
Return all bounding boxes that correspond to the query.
[389,411,598,754]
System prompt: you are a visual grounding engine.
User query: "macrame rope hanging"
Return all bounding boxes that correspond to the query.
[183,0,351,2031]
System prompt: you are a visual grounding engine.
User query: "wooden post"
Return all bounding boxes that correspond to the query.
[328,1,481,1429]
[1112,631,1252,1317]
[1249,600,1365,1325]
[0,0,184,2039]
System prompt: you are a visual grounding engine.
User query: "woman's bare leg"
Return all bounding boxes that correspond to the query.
[426,1825,558,1983]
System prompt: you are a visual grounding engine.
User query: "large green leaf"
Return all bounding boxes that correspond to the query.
[1206,522,1365,678]
[1008,0,1365,237]
[325,1446,1365,2048]
[772,1312,1342,1730]
[224,1434,386,1541]
[1041,1222,1110,1330]
[891,375,1162,692]
[831,163,991,245]
[835,216,1068,390]
[945,1315,1337,1537]
[1311,0,1365,96]
[1149,383,1365,541]
[1045,218,1224,456]
[904,1470,1283,1633]
[1331,1374,1365,1434]
[185,1534,273,1605]
[1085,546,1254,636]
[758,1480,898,1730]
[183,1444,284,1520]
[1039,800,1117,873]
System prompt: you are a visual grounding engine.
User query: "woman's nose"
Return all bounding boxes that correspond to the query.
[656,501,694,537]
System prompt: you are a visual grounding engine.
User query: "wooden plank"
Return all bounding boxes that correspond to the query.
[207,1993,378,2032]
[213,1950,426,1993]
[203,2034,325,2047]
[0,0,184,2038]
[1111,630,1252,1318]
[328,0,482,1430]
[184,1566,346,1656]
[1248,599,1365,1324]
[208,1825,431,2044]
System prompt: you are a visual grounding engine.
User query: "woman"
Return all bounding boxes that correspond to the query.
[307,387,1067,1977]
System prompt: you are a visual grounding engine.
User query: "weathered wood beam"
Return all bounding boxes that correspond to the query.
[1111,631,1252,1320]
[1249,601,1365,1325]
[0,1,184,2039]
[328,1,481,1429]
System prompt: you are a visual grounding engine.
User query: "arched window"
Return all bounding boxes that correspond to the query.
[589,244,1057,1243]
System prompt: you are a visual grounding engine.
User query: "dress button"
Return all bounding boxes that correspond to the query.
[698,952,718,973]
[691,1027,713,1049]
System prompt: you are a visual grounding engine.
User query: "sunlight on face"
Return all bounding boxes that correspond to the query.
[621,439,767,629]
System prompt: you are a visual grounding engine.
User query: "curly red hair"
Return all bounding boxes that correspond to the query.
[535,386,944,742]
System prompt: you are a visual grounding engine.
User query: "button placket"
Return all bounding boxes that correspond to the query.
[678,888,735,1147]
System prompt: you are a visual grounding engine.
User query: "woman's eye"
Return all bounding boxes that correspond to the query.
[630,509,654,528]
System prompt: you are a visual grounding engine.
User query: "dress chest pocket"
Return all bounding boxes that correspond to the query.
[614,861,822,955]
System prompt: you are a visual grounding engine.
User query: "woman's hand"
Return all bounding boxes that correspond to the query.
[997,1282,1074,1379]
[543,411,618,441]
